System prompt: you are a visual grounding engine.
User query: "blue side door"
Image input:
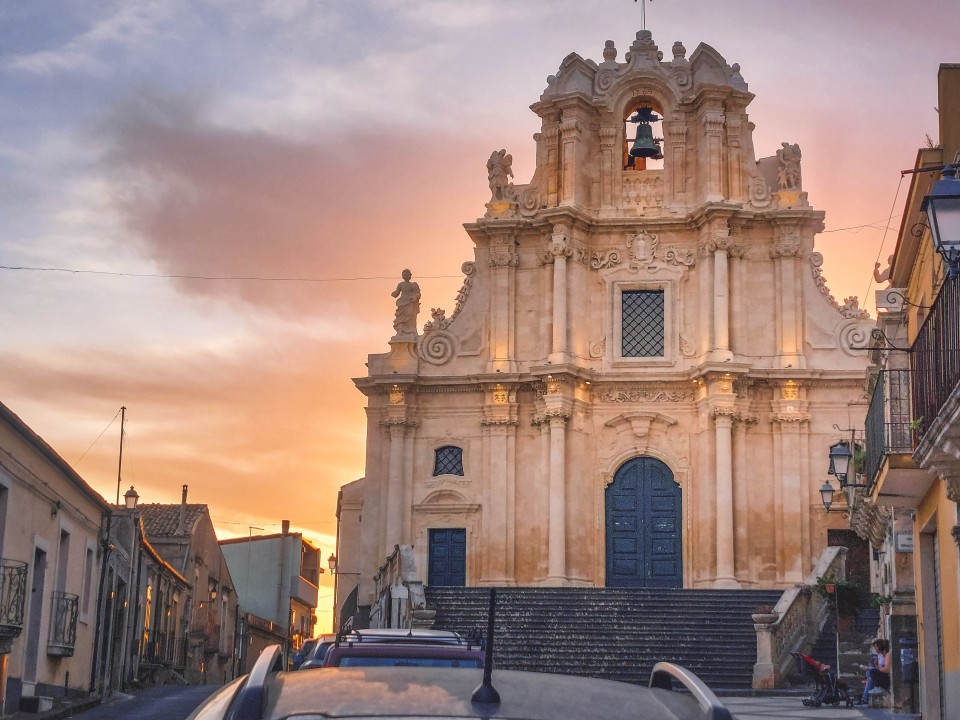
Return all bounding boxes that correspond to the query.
[428,528,466,586]
[605,457,682,588]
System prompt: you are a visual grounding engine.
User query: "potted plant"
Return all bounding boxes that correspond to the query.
[815,576,866,631]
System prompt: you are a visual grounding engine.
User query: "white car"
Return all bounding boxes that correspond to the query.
[187,644,732,720]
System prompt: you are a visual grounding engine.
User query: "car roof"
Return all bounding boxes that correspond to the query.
[324,643,484,665]
[351,628,464,641]
[257,666,716,720]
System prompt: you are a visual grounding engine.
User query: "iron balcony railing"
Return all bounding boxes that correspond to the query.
[47,591,79,656]
[865,369,915,487]
[0,560,28,652]
[912,275,960,441]
[144,631,186,667]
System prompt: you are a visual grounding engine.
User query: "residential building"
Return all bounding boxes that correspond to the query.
[0,401,106,713]
[139,487,239,685]
[866,63,960,720]
[220,522,321,671]
[336,30,875,625]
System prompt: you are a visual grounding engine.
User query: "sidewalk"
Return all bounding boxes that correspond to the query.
[722,695,920,720]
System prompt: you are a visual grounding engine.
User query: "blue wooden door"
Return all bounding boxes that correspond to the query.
[428,528,466,586]
[605,457,682,588]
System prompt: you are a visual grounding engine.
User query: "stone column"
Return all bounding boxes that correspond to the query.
[698,239,714,358]
[666,116,688,207]
[549,227,572,363]
[599,126,618,211]
[545,409,570,585]
[771,413,809,584]
[480,384,518,585]
[733,414,755,580]
[713,409,740,588]
[725,109,744,202]
[488,229,518,373]
[713,240,732,362]
[543,126,560,207]
[559,116,582,206]
[384,421,408,557]
[771,223,803,369]
[728,245,745,356]
[701,106,725,202]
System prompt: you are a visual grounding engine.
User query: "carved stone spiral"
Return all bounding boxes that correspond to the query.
[595,69,617,93]
[838,320,869,357]
[419,331,457,365]
[519,186,541,217]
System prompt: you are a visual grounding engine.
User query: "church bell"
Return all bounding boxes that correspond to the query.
[628,107,664,160]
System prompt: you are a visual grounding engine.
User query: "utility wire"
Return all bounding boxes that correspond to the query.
[0,266,460,283]
[861,174,906,308]
[74,408,122,466]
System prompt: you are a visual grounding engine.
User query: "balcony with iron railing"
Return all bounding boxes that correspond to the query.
[866,369,933,507]
[0,559,27,654]
[47,591,79,656]
[911,274,960,468]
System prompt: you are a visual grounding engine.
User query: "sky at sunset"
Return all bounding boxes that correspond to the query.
[1,0,958,625]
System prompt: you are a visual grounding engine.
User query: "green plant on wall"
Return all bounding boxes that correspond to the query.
[815,576,867,618]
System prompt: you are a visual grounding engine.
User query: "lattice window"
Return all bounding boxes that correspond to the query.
[621,289,665,357]
[433,446,464,476]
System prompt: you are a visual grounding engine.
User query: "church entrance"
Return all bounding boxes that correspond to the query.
[427,528,466,586]
[605,457,682,588]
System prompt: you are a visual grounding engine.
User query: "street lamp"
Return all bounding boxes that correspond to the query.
[124,486,139,510]
[921,165,960,279]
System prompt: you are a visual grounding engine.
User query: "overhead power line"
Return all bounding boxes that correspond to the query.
[0,266,460,283]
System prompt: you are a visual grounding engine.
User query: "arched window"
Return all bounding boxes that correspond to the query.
[433,446,464,476]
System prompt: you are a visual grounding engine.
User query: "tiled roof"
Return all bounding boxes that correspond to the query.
[139,503,208,537]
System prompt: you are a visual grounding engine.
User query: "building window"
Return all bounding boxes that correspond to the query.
[621,289,665,357]
[433,446,464,477]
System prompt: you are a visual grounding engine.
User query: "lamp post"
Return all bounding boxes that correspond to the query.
[327,554,361,634]
[921,165,960,279]
[820,430,868,513]
[122,486,140,690]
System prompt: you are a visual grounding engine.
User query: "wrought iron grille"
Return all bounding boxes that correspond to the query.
[433,446,464,476]
[911,275,960,440]
[865,370,914,487]
[621,289,664,357]
[0,559,27,629]
[48,591,79,653]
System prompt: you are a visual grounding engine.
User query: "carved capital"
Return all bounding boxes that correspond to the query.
[702,110,725,136]
[770,413,811,424]
[946,477,960,503]
[559,117,582,135]
[599,127,619,148]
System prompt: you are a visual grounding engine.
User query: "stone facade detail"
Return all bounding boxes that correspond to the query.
[344,29,875,599]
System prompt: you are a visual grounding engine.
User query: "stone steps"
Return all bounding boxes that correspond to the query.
[425,586,782,689]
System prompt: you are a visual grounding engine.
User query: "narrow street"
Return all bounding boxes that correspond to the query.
[68,685,221,720]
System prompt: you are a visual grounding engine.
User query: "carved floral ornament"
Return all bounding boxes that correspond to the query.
[810,252,870,320]
[389,385,405,405]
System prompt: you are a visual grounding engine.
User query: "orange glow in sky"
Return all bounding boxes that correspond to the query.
[1,0,958,628]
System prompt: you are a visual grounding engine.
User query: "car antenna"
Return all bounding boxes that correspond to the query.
[470,588,500,705]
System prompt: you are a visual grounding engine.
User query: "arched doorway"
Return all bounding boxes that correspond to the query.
[605,457,682,588]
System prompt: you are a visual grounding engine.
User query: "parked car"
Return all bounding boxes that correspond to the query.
[186,645,732,720]
[296,634,336,670]
[291,638,317,670]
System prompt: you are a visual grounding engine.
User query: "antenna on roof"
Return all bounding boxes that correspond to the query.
[470,589,500,706]
[635,0,653,31]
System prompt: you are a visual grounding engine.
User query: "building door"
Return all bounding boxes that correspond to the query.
[24,547,47,683]
[427,529,466,586]
[605,457,682,588]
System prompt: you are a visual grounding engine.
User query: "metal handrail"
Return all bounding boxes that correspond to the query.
[48,591,79,652]
[911,274,960,440]
[865,369,914,489]
[0,559,27,630]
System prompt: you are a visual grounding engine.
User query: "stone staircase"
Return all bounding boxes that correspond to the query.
[425,586,783,690]
[806,607,882,689]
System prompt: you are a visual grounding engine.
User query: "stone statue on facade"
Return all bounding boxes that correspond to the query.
[487,149,514,201]
[776,142,802,190]
[874,255,893,284]
[391,269,421,339]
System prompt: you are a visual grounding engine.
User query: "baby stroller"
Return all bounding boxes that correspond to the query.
[791,652,854,708]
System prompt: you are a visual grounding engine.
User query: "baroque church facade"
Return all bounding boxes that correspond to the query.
[337,30,875,606]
